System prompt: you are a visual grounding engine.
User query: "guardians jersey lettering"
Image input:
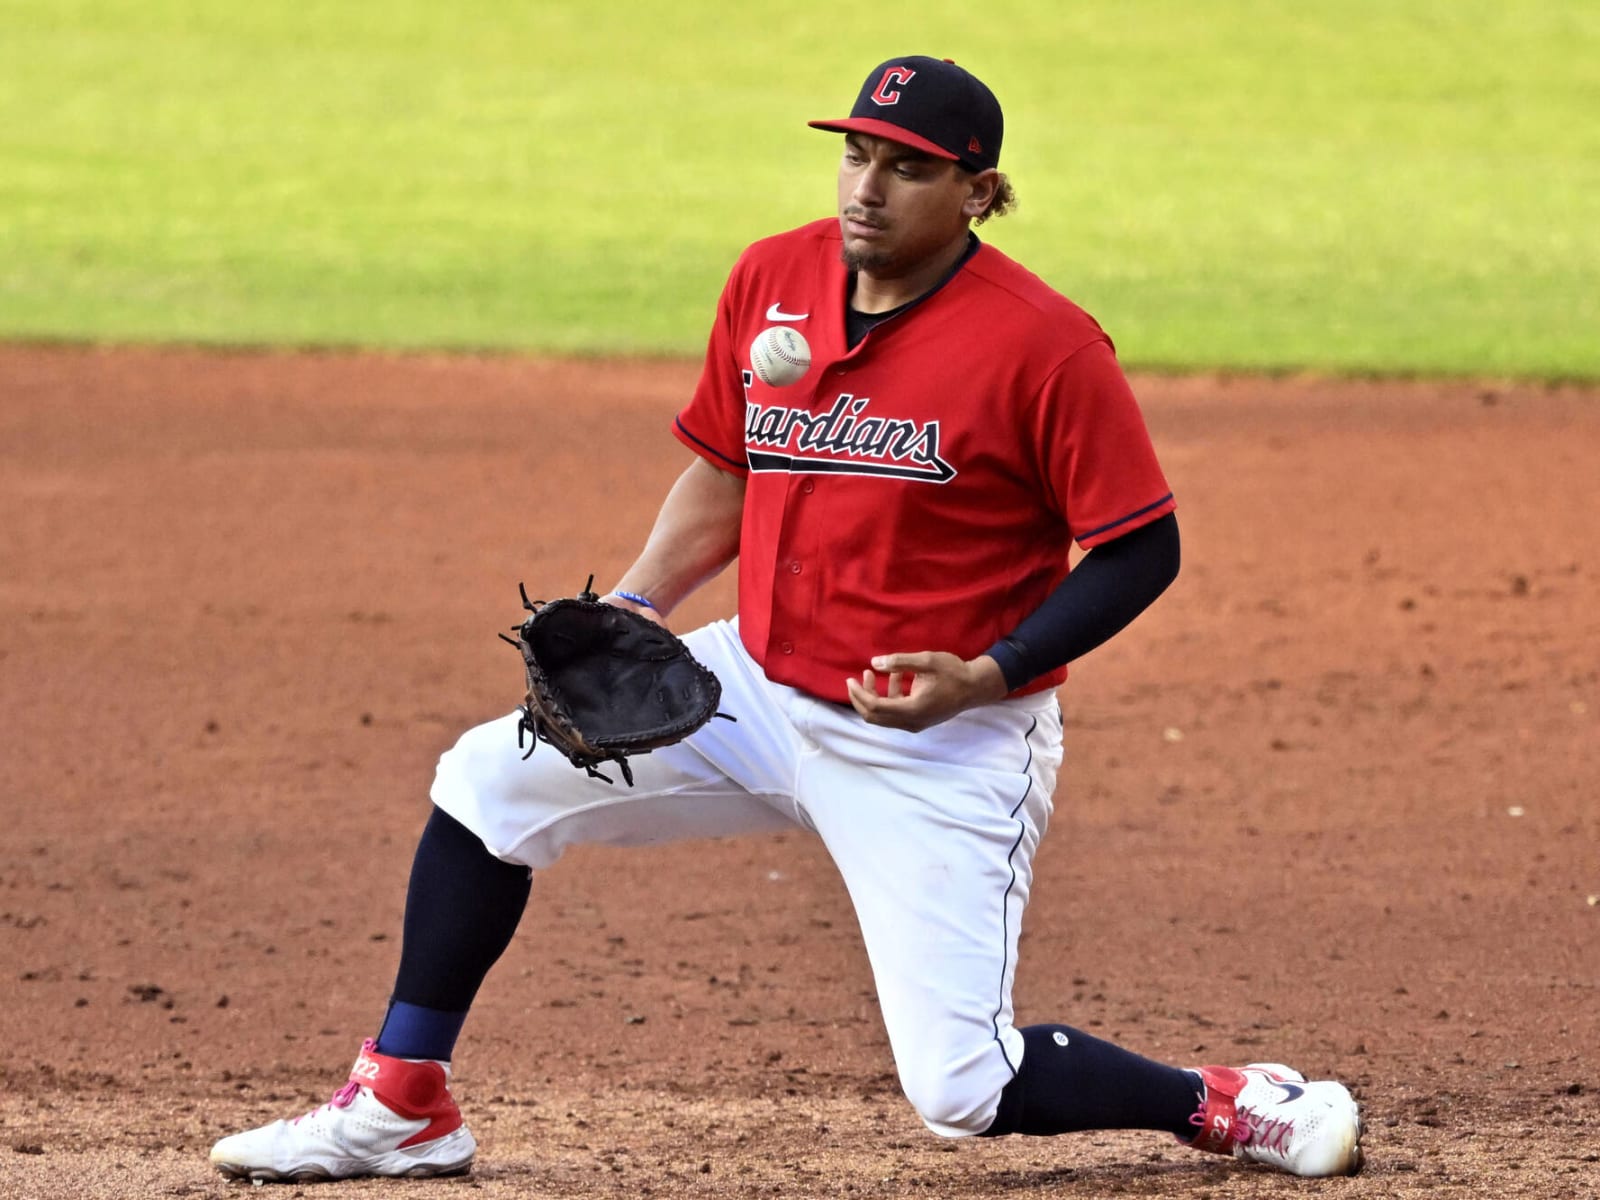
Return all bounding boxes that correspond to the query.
[744,379,956,483]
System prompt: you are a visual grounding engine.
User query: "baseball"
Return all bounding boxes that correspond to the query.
[750,325,811,387]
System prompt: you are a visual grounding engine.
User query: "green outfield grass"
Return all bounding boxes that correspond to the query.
[1,1,1595,378]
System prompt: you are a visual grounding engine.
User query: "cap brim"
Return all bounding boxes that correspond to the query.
[807,117,959,161]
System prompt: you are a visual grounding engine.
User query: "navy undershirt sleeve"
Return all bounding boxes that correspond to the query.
[984,512,1180,692]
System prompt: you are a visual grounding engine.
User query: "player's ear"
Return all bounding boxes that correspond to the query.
[960,169,1002,220]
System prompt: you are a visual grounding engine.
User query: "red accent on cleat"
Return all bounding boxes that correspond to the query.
[351,1040,465,1149]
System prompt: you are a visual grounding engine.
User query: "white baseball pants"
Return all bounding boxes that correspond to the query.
[431,619,1063,1136]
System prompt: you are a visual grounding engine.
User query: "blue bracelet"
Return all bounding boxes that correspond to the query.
[611,589,657,611]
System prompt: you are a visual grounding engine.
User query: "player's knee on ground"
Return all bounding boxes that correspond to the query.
[896,1060,1005,1138]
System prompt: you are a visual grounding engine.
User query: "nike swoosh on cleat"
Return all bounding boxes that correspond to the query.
[1271,1081,1307,1103]
[765,303,809,321]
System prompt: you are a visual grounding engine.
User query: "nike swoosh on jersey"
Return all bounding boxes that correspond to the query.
[765,303,809,321]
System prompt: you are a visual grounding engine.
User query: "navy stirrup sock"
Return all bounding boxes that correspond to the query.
[376,1000,469,1063]
[982,1025,1204,1139]
[374,806,532,1062]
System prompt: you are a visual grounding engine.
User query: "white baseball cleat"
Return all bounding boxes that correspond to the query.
[210,1039,476,1182]
[1187,1062,1363,1177]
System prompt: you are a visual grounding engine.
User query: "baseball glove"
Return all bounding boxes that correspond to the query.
[499,577,730,786]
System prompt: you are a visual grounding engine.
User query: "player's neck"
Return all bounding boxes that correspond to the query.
[850,231,973,314]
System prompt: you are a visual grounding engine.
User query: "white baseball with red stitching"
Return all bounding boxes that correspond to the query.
[750,325,812,387]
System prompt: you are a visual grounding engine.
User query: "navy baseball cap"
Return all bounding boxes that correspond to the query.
[809,56,1003,173]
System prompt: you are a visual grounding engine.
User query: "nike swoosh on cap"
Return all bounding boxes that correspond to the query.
[765,303,809,321]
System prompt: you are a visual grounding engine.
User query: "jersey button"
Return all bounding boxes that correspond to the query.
[801,480,815,494]
[781,641,794,654]
[789,560,802,574]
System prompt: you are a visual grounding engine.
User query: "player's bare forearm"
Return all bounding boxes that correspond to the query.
[606,457,745,621]
[845,651,1010,732]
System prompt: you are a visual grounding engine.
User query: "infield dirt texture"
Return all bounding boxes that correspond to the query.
[2,345,1596,1198]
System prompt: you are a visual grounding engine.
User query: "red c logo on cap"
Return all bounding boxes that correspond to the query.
[870,66,916,106]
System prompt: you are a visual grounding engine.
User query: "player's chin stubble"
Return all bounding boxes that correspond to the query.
[839,208,892,273]
[840,245,892,273]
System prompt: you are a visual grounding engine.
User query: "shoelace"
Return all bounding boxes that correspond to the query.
[292,1036,381,1124]
[1186,1096,1296,1155]
[1235,1105,1295,1155]
[291,1079,362,1125]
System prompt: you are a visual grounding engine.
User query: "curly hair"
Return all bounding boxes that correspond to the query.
[975,173,1017,225]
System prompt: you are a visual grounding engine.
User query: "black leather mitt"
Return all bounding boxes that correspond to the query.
[500,578,728,786]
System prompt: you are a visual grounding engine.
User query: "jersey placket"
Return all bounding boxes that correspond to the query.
[761,348,855,667]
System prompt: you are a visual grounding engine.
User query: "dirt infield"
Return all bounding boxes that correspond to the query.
[2,345,1596,1198]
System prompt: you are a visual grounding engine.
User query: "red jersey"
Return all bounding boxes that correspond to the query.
[674,218,1175,701]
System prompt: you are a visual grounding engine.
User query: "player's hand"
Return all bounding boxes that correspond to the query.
[845,652,1009,732]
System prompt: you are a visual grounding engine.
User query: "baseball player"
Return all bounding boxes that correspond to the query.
[212,55,1362,1182]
